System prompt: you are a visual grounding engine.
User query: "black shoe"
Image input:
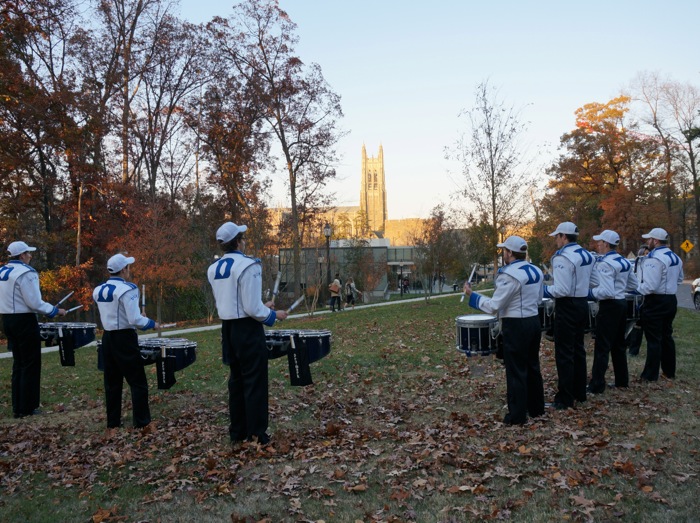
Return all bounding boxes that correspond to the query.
[586,385,603,395]
[247,433,270,444]
[503,414,525,425]
[16,408,43,418]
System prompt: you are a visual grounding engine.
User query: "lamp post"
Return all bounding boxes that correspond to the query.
[323,223,332,306]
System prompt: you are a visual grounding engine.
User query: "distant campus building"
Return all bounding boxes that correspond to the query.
[325,144,423,246]
[273,145,426,295]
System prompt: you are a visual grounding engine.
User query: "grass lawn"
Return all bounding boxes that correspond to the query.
[0,297,698,522]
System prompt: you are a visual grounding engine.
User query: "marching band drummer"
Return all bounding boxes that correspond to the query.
[0,241,67,418]
[637,228,683,382]
[587,230,638,394]
[463,236,545,425]
[208,222,288,445]
[93,254,160,431]
[543,222,594,410]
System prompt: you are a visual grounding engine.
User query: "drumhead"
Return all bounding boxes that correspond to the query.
[455,314,496,327]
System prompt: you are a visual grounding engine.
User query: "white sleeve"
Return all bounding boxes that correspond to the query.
[239,263,274,324]
[544,255,574,298]
[469,274,519,315]
[624,270,639,293]
[591,262,615,300]
[122,288,152,329]
[18,272,57,316]
[638,258,662,295]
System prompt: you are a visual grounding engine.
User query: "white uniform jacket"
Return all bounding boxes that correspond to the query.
[637,246,684,296]
[589,251,639,300]
[544,243,594,299]
[0,260,58,316]
[468,260,544,318]
[207,252,276,326]
[93,277,155,331]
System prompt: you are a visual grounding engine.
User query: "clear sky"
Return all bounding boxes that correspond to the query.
[176,0,699,219]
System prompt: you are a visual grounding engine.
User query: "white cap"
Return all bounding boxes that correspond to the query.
[549,222,579,237]
[7,241,37,257]
[641,227,669,241]
[216,221,248,243]
[496,235,528,253]
[107,253,135,274]
[592,229,620,246]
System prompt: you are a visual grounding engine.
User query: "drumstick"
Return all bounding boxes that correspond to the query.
[66,305,83,313]
[160,322,177,329]
[56,291,74,307]
[271,271,282,305]
[287,295,305,314]
[460,264,478,303]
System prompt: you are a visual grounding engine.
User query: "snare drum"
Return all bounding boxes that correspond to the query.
[298,330,331,363]
[40,322,96,348]
[264,329,300,360]
[538,299,554,332]
[585,301,599,333]
[97,339,162,370]
[40,322,97,366]
[96,338,196,389]
[139,338,197,371]
[455,315,499,356]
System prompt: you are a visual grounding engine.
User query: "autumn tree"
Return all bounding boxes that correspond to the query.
[108,196,198,323]
[0,0,84,268]
[543,96,668,252]
[412,205,463,296]
[450,80,533,274]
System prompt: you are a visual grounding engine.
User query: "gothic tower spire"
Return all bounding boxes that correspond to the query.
[360,144,388,236]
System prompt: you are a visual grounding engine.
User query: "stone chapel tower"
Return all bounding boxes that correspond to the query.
[360,144,388,235]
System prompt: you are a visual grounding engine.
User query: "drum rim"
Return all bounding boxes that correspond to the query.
[39,322,97,329]
[139,338,197,349]
[298,330,331,337]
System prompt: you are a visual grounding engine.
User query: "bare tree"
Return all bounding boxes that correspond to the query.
[449,80,532,273]
[210,0,344,295]
[631,72,700,247]
[131,17,205,199]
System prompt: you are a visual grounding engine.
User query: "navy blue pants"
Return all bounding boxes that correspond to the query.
[502,316,544,424]
[640,294,677,381]
[553,297,588,407]
[589,299,628,392]
[102,329,151,428]
[223,317,268,442]
[3,313,41,417]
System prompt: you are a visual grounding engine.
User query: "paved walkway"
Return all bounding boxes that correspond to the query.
[2,282,696,360]
[0,291,461,359]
